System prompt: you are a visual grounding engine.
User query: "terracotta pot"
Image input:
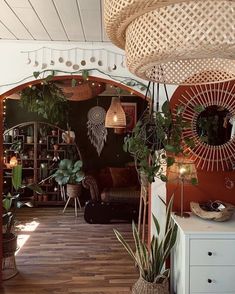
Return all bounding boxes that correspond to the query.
[132,277,169,294]
[66,183,82,199]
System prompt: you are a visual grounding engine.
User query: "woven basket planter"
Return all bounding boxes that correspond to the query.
[3,233,18,258]
[66,183,82,199]
[104,0,235,85]
[132,276,169,294]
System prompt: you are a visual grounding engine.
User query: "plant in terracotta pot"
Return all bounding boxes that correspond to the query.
[114,196,177,294]
[52,159,85,199]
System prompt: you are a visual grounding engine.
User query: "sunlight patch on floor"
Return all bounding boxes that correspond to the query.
[16,220,40,232]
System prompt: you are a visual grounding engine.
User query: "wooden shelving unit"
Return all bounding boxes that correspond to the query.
[3,121,81,206]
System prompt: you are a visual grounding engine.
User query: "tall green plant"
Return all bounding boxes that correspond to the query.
[20,82,68,125]
[2,165,43,234]
[114,196,177,283]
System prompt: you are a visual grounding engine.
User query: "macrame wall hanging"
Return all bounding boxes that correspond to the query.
[87,106,108,156]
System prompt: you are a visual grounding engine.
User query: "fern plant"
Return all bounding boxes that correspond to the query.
[114,196,177,283]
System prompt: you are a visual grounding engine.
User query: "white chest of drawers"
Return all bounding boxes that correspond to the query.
[171,214,235,294]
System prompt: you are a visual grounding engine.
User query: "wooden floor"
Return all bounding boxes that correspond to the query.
[2,207,138,294]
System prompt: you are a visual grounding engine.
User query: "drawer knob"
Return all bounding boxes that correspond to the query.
[208,252,212,256]
[208,279,212,284]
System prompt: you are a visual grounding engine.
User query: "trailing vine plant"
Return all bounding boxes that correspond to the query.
[123,83,195,183]
[20,78,68,125]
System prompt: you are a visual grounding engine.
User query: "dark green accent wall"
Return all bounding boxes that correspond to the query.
[6,96,147,172]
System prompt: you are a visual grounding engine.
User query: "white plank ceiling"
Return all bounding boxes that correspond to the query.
[0,0,109,42]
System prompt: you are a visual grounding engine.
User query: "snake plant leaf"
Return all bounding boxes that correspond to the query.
[113,229,138,264]
[152,214,160,236]
[165,195,174,234]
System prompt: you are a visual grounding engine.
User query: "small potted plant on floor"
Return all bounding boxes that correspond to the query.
[114,196,177,294]
[52,159,85,199]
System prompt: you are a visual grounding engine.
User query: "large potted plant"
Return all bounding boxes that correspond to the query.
[52,159,85,199]
[114,196,177,294]
[2,164,42,279]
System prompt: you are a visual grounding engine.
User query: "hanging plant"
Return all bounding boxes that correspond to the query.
[124,100,194,183]
[20,82,68,125]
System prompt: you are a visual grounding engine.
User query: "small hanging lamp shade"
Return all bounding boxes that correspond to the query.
[105,97,126,128]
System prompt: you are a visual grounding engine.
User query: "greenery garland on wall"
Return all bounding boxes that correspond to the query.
[0,68,149,96]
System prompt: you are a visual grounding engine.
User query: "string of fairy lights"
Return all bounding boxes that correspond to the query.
[1,67,150,129]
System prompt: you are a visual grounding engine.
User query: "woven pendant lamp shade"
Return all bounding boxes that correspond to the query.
[104,0,235,85]
[105,97,127,128]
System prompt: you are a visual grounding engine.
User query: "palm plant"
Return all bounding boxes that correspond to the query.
[114,196,177,284]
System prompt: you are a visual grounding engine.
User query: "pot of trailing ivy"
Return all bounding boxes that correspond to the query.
[124,101,194,183]
[20,82,68,125]
[52,159,85,199]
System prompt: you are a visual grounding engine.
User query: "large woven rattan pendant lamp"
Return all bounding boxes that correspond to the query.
[105,97,126,128]
[104,0,235,85]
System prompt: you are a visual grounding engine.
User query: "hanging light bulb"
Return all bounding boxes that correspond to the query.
[105,97,126,128]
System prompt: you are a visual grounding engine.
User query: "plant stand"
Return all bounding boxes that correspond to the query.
[63,184,82,217]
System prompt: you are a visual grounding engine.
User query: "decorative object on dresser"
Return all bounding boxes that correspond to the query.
[167,158,198,218]
[190,200,235,222]
[171,214,235,294]
[114,196,177,294]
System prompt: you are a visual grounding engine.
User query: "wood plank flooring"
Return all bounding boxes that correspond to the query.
[2,207,138,294]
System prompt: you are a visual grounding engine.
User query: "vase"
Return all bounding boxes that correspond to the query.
[132,276,169,294]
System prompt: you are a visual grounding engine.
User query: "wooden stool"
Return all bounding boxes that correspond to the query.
[62,184,82,217]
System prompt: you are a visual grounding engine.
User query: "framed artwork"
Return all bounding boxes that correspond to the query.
[121,102,137,132]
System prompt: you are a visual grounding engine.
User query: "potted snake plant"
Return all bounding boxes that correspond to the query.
[114,196,177,294]
[52,159,85,199]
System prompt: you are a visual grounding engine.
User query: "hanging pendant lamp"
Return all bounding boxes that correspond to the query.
[105,97,126,128]
[104,0,235,85]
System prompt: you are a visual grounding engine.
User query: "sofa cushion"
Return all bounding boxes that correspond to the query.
[109,167,139,188]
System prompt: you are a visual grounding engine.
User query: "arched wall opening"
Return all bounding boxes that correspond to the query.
[0,75,148,282]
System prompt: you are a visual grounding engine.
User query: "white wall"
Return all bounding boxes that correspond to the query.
[0,40,145,95]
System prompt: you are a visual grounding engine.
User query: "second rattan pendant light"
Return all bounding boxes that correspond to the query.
[105,97,126,128]
[104,0,235,85]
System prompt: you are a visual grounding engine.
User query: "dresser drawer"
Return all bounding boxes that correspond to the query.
[190,239,235,265]
[190,266,235,293]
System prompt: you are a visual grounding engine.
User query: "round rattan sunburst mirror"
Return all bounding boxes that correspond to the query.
[104,0,235,85]
[172,81,235,171]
